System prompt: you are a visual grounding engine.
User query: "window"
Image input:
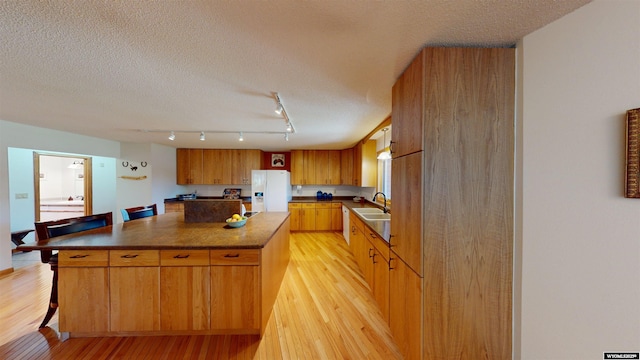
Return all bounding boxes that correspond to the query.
[377,157,391,200]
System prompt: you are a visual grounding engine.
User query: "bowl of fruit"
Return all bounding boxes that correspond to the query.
[225,213,247,228]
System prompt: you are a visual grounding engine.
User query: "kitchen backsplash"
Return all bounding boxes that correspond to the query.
[176,184,375,199]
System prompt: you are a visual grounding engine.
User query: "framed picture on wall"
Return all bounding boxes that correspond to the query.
[625,107,640,198]
[272,154,285,167]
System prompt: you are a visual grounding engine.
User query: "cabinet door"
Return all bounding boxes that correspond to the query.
[160,250,210,331]
[315,204,331,231]
[109,250,160,332]
[328,150,342,185]
[227,149,243,185]
[300,204,316,230]
[372,248,390,324]
[59,266,109,332]
[303,150,316,185]
[390,151,423,276]
[288,203,301,231]
[203,149,224,184]
[210,265,260,330]
[340,148,354,185]
[314,150,329,184]
[177,148,189,184]
[110,266,160,331]
[330,203,342,231]
[188,149,204,184]
[242,150,263,184]
[391,48,424,158]
[291,150,305,184]
[389,253,422,360]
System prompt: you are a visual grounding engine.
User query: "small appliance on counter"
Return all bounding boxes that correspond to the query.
[177,193,197,200]
[222,188,241,199]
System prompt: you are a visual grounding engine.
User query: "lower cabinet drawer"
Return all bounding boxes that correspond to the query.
[110,250,159,266]
[210,249,260,265]
[160,250,210,266]
[58,250,109,267]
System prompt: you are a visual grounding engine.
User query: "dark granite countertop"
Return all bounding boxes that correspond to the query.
[165,196,251,203]
[17,211,290,251]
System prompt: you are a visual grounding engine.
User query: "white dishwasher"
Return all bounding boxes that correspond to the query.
[342,205,350,245]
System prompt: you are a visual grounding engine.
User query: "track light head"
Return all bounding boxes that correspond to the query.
[200,132,205,141]
[238,132,244,142]
[275,104,284,115]
[286,122,292,132]
[168,131,175,141]
[284,133,289,141]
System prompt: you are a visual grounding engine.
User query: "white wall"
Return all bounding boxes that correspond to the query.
[0,120,121,271]
[519,1,640,359]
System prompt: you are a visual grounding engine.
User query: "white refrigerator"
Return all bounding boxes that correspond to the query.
[251,170,292,212]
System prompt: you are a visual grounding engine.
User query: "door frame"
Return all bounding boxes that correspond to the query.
[33,152,93,221]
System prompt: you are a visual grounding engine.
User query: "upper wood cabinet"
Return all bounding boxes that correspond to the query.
[291,150,315,185]
[340,148,354,185]
[391,49,424,158]
[179,149,263,185]
[291,150,340,185]
[177,149,203,185]
[354,140,377,187]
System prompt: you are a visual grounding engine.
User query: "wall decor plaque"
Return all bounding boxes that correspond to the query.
[625,108,640,198]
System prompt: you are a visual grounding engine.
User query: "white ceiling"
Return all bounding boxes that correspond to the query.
[0,0,591,151]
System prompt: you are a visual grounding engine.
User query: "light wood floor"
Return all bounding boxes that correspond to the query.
[0,232,402,359]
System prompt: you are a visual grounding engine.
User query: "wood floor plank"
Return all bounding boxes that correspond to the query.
[0,232,401,359]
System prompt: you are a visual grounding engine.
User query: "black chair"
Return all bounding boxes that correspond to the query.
[121,204,157,222]
[34,212,113,328]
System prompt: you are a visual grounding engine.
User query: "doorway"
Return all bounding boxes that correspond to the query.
[33,152,93,221]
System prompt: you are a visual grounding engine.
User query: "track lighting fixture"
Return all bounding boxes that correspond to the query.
[284,133,289,141]
[143,128,292,142]
[200,132,205,141]
[168,131,175,141]
[239,132,244,142]
[273,92,295,134]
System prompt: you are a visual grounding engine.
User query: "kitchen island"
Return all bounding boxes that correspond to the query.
[19,211,290,339]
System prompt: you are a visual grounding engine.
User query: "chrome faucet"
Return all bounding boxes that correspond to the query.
[372,192,389,213]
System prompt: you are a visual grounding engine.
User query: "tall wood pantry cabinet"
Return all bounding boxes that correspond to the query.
[390,47,514,359]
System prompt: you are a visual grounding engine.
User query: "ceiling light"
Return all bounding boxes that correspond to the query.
[275,104,283,115]
[168,131,175,141]
[377,128,392,160]
[238,132,244,141]
[286,122,292,132]
[200,131,205,141]
[284,133,289,141]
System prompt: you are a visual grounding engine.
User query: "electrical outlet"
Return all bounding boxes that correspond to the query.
[15,193,28,199]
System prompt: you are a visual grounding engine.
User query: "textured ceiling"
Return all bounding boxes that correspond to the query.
[0,0,591,151]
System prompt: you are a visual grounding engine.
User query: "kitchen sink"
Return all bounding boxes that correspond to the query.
[360,213,390,221]
[352,208,390,221]
[352,207,384,214]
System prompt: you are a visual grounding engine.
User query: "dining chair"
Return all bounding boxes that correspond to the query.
[34,212,113,328]
[121,203,158,222]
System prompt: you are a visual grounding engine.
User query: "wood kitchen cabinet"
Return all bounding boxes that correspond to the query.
[203,149,226,184]
[177,148,203,185]
[58,250,110,333]
[349,212,371,286]
[109,250,160,332]
[340,148,354,185]
[389,252,422,360]
[210,249,260,330]
[288,203,301,231]
[366,230,390,323]
[331,202,342,231]
[314,150,342,185]
[315,203,332,231]
[390,47,514,360]
[160,250,210,331]
[291,150,316,185]
[354,140,377,187]
[182,149,263,185]
[300,203,316,231]
[390,151,423,276]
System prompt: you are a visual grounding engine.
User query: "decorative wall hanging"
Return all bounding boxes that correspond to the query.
[625,107,640,198]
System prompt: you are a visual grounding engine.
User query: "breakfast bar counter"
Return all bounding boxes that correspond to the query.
[19,212,291,339]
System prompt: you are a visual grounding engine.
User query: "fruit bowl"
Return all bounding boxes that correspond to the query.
[226,216,247,228]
